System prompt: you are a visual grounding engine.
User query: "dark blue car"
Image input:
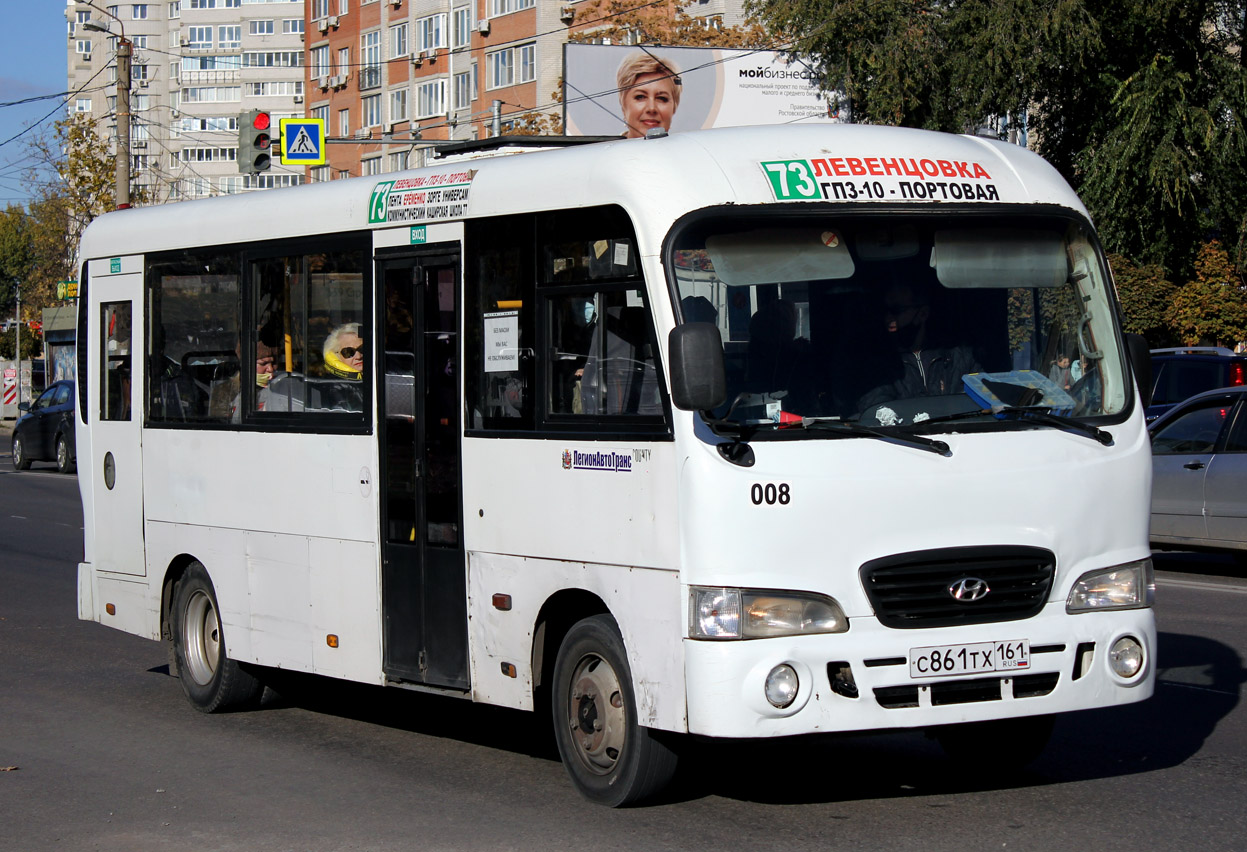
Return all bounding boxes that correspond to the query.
[1146,347,1247,423]
[11,380,76,473]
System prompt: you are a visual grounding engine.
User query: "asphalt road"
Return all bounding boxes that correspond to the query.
[1,443,1245,851]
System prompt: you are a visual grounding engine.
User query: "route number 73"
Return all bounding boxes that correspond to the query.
[761,160,821,200]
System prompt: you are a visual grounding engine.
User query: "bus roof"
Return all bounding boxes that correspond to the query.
[79,123,1087,262]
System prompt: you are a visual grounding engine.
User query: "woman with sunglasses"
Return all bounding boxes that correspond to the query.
[323,323,365,380]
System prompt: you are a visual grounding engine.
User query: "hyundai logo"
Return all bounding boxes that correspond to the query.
[948,577,991,602]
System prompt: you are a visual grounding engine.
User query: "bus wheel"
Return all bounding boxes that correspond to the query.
[551,615,678,806]
[12,435,30,470]
[933,714,1055,772]
[56,435,75,474]
[171,562,263,713]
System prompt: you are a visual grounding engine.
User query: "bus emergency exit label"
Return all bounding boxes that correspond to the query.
[761,157,1001,203]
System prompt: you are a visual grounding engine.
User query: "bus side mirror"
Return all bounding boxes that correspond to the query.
[668,323,727,411]
[1125,333,1152,408]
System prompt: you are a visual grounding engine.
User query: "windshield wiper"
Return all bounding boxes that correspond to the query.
[800,417,951,456]
[894,405,1113,446]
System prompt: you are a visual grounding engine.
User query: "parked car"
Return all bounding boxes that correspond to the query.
[1150,385,1247,555]
[11,380,76,473]
[1146,346,1247,422]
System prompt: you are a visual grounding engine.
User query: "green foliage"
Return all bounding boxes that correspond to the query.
[746,0,1098,131]
[0,327,42,361]
[1167,241,1247,346]
[1110,253,1177,346]
[0,205,32,316]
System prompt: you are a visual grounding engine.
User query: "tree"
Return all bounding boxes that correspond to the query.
[1167,241,1247,347]
[0,205,32,318]
[1110,254,1177,347]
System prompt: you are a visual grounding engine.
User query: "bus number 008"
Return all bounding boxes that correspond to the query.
[750,483,790,505]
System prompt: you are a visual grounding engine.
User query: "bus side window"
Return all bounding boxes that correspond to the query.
[101,302,133,422]
[466,214,535,430]
[147,250,240,424]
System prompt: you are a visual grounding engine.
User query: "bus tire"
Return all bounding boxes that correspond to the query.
[56,434,75,474]
[12,435,31,470]
[933,713,1055,772]
[551,614,678,806]
[171,562,263,713]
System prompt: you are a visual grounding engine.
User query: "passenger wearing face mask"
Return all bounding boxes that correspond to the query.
[857,280,982,412]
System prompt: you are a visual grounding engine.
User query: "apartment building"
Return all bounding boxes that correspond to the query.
[66,0,308,202]
[305,0,750,180]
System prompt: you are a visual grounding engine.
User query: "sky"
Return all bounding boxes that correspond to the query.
[1,1,77,208]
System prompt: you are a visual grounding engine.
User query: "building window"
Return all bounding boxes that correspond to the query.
[74,98,92,112]
[339,108,350,136]
[283,18,303,33]
[76,39,93,55]
[220,176,244,194]
[311,0,328,17]
[312,105,330,124]
[488,0,533,15]
[452,7,470,48]
[132,4,149,19]
[311,166,330,183]
[218,26,242,49]
[389,88,408,122]
[337,47,350,76]
[389,22,408,58]
[486,44,535,90]
[363,94,381,127]
[363,157,382,176]
[310,45,330,77]
[388,151,406,172]
[169,1,180,18]
[132,35,148,48]
[417,14,446,51]
[361,31,381,89]
[242,51,303,67]
[249,19,275,35]
[453,67,475,109]
[187,26,213,49]
[416,79,445,118]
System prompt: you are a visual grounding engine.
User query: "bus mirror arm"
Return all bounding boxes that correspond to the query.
[668,323,727,412]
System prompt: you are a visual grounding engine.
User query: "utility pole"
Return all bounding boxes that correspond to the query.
[14,288,20,409]
[82,3,131,210]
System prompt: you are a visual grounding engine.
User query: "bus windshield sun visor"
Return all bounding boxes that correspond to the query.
[932,228,1069,289]
[705,228,856,285]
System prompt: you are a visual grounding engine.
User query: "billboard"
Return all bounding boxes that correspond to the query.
[563,43,838,138]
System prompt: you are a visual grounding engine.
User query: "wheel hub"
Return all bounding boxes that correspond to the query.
[567,656,626,775]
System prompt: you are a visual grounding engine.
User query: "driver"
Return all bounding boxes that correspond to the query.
[858,280,981,411]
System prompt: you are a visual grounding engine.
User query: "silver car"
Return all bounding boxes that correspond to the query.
[1150,386,1247,554]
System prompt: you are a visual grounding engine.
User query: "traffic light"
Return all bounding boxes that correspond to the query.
[238,109,272,173]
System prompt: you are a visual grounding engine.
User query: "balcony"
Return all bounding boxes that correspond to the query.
[359,65,382,91]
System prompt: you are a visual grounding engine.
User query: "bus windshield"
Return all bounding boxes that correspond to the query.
[670,213,1129,431]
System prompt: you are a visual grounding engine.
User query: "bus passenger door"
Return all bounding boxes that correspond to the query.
[378,250,468,690]
[87,259,146,576]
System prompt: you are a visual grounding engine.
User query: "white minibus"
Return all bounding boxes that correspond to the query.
[77,124,1156,805]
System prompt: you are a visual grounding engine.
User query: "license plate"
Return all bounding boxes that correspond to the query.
[908,640,1030,679]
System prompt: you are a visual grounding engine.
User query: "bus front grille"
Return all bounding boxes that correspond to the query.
[860,546,1055,629]
[873,673,1060,709]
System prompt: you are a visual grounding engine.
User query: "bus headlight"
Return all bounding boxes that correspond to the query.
[1066,559,1155,613]
[690,587,848,639]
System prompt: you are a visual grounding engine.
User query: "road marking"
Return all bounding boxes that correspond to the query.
[1157,577,1247,595]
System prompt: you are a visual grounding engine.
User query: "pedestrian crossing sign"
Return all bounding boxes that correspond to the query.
[279,118,326,165]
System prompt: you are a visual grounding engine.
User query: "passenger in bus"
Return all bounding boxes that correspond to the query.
[858,280,982,412]
[323,323,365,380]
[617,53,681,139]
